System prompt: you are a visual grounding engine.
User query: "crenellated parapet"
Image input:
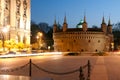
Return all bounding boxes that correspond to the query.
[53,15,114,52]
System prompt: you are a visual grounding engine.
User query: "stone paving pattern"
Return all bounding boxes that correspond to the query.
[0,55,120,80]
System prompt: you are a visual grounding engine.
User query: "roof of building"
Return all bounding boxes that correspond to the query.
[56,28,102,32]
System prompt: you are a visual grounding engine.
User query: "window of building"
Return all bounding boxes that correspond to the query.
[24,20,26,30]
[74,40,76,42]
[67,49,70,51]
[95,49,98,52]
[17,35,20,42]
[98,40,100,43]
[81,49,84,52]
[16,19,20,28]
[88,40,90,43]
[23,35,26,44]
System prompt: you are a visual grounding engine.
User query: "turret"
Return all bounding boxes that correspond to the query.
[101,16,107,33]
[82,14,88,32]
[63,15,68,32]
[107,17,112,34]
[53,18,57,33]
[57,21,61,30]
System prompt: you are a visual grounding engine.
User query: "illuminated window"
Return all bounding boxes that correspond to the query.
[23,35,26,44]
[23,20,26,29]
[16,19,20,28]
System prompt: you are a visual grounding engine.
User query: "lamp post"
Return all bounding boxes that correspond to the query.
[48,46,50,51]
[36,32,43,50]
[111,42,114,51]
[36,36,39,49]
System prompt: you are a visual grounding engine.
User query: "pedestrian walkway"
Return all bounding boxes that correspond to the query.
[91,56,108,80]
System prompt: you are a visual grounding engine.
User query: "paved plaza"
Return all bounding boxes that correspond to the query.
[0,55,120,80]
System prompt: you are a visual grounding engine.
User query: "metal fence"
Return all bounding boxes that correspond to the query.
[0,59,91,80]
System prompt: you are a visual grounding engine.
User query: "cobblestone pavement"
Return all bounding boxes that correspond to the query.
[0,55,120,80]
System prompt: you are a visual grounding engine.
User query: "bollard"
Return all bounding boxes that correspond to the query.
[29,59,32,77]
[87,60,91,80]
[79,66,85,80]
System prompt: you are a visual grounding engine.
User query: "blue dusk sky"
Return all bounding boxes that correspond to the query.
[31,0,120,28]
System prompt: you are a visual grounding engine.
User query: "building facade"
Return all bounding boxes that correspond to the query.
[53,15,114,52]
[0,0,30,45]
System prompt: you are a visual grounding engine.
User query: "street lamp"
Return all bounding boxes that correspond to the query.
[48,46,50,51]
[111,42,114,51]
[36,36,39,49]
[39,32,42,37]
[36,32,43,50]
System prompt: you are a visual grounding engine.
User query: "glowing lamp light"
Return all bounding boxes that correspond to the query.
[2,27,8,33]
[36,36,39,39]
[40,33,42,36]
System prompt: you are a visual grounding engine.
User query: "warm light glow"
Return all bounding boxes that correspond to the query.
[36,32,43,40]
[38,32,43,37]
[39,32,42,36]
[0,52,62,58]
[0,75,30,80]
[0,53,43,58]
[36,36,39,39]
[6,25,10,28]
[2,27,8,33]
[48,46,50,50]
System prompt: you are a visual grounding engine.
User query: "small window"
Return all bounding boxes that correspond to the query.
[81,49,84,52]
[98,40,100,43]
[88,40,90,43]
[67,49,70,51]
[95,49,98,52]
[74,40,76,42]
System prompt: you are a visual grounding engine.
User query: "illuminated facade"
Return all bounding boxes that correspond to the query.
[0,0,30,44]
[53,15,114,52]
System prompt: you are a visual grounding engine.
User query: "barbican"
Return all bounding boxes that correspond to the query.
[53,15,114,52]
